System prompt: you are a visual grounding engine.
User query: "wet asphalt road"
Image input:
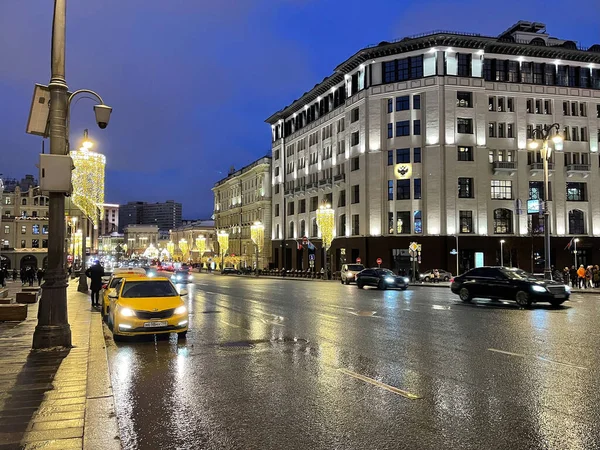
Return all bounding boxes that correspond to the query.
[105,274,600,450]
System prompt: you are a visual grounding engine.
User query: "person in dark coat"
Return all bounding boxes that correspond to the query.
[20,267,26,286]
[85,261,105,307]
[569,265,578,288]
[12,268,17,281]
[37,268,44,286]
[0,268,5,288]
[27,267,35,287]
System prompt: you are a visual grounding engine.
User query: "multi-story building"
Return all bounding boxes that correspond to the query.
[100,203,119,235]
[266,21,600,274]
[123,224,159,256]
[119,200,182,233]
[169,220,217,263]
[0,184,49,270]
[213,156,272,269]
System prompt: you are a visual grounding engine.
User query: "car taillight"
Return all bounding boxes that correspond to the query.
[449,278,454,283]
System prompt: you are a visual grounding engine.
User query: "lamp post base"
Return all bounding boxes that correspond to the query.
[77,273,88,293]
[32,324,72,349]
[32,269,72,349]
[543,268,553,281]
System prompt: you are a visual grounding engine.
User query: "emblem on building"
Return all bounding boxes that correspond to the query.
[397,166,409,176]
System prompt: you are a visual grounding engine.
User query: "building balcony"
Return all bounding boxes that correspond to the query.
[492,161,517,176]
[566,164,591,178]
[333,173,346,187]
[306,182,318,193]
[318,178,332,190]
[294,186,305,197]
[284,188,294,197]
[528,162,555,177]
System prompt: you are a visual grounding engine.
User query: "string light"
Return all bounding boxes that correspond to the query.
[316,203,335,250]
[217,231,229,258]
[178,239,189,262]
[166,241,175,260]
[195,235,206,262]
[71,147,105,225]
[143,243,159,259]
[250,222,265,249]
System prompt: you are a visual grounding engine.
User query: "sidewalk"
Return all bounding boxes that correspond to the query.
[0,280,120,450]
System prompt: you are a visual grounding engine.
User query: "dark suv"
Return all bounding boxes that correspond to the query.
[450,266,570,307]
[356,268,409,290]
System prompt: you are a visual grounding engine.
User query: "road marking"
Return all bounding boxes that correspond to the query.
[350,311,377,317]
[488,348,587,370]
[337,368,421,400]
[317,313,340,320]
[220,320,240,328]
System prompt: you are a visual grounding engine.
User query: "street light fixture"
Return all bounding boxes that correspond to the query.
[574,238,580,268]
[315,203,335,280]
[500,240,505,267]
[250,221,265,277]
[528,123,563,280]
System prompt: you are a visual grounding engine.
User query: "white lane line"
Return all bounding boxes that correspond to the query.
[337,368,421,400]
[488,348,587,370]
[220,320,240,329]
[317,313,340,320]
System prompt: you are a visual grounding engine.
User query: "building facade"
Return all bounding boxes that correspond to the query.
[266,21,600,274]
[100,203,119,235]
[213,156,272,269]
[1,185,49,270]
[123,224,159,257]
[169,220,217,263]
[118,200,182,233]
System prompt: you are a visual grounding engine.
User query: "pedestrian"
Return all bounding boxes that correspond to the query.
[577,265,586,289]
[570,265,578,288]
[594,265,600,288]
[586,266,593,289]
[0,268,5,288]
[20,267,26,286]
[563,267,570,285]
[37,268,44,286]
[27,267,35,287]
[85,260,105,308]
[433,269,440,283]
[12,268,17,281]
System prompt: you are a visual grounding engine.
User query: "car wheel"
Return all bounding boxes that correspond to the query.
[178,331,187,339]
[340,279,344,284]
[377,279,386,290]
[345,279,350,285]
[549,298,565,308]
[443,276,450,281]
[425,277,430,282]
[515,291,532,308]
[357,281,364,289]
[112,331,124,342]
[459,287,472,302]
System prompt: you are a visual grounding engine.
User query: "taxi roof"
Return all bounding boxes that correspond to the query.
[121,276,171,283]
[113,268,146,275]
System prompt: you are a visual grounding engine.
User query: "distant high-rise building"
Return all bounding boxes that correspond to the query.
[118,200,182,233]
[99,203,119,235]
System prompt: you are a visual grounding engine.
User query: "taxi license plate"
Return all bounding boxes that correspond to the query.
[144,321,168,328]
[554,294,566,299]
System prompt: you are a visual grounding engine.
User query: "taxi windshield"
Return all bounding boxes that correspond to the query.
[121,280,179,298]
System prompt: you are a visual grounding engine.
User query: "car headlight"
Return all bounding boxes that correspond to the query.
[531,285,547,293]
[188,275,193,280]
[120,307,135,317]
[384,277,395,283]
[403,277,410,283]
[174,306,187,315]
[419,274,425,279]
[148,272,155,277]
[564,285,571,293]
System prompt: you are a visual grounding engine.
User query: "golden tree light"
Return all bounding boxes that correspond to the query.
[143,243,159,259]
[250,222,265,249]
[71,148,106,225]
[179,239,189,261]
[316,203,335,250]
[166,241,175,258]
[217,231,229,258]
[195,235,206,261]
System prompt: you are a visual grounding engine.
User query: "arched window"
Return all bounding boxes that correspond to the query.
[312,218,318,237]
[568,210,584,235]
[493,208,513,234]
[300,220,306,238]
[21,198,27,206]
[289,221,295,238]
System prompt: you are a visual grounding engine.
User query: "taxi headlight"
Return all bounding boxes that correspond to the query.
[385,277,395,283]
[120,307,135,317]
[403,277,410,283]
[174,306,187,315]
[531,285,547,293]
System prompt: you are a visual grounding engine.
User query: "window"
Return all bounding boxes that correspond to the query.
[545,65,556,85]
[396,96,410,111]
[507,61,520,82]
[458,146,473,161]
[42,239,48,249]
[566,182,586,201]
[3,225,8,234]
[544,100,552,114]
[396,121,410,137]
[396,211,410,234]
[351,157,360,171]
[275,204,280,217]
[572,127,579,141]
[352,215,360,235]
[396,179,410,200]
[413,95,421,110]
[489,96,496,111]
[338,190,346,207]
[274,167,280,177]
[414,178,421,199]
[457,92,472,107]
[300,220,306,237]
[388,180,394,200]
[459,211,473,233]
[457,53,471,77]
[597,104,600,119]
[580,103,587,117]
[457,118,473,134]
[396,148,410,163]
[507,123,514,138]
[351,131,359,146]
[311,219,317,237]
[410,56,423,79]
[414,211,422,234]
[287,202,294,215]
[21,239,26,249]
[387,150,393,165]
[413,120,421,136]
[535,99,542,114]
[289,221,295,237]
[529,181,545,201]
[338,214,346,237]
[398,58,409,81]
[388,212,394,234]
[488,122,496,138]
[388,123,393,139]
[299,199,306,214]
[498,123,505,138]
[32,239,39,249]
[21,225,26,234]
[351,107,359,123]
[310,196,319,211]
[571,102,578,117]
[4,197,10,205]
[493,209,513,234]
[568,210,585,234]
[458,178,474,198]
[384,61,396,83]
[351,185,360,204]
[387,98,393,113]
[581,127,588,142]
[507,97,514,112]
[526,98,533,113]
[21,198,27,206]
[521,62,533,83]
[413,147,421,163]
[490,179,512,199]
[32,224,39,235]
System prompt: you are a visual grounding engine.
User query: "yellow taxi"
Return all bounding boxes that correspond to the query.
[101,268,147,319]
[106,277,188,341]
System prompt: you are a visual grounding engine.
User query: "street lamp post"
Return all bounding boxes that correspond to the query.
[574,238,579,268]
[315,203,335,280]
[529,123,563,280]
[250,221,264,277]
[500,240,505,267]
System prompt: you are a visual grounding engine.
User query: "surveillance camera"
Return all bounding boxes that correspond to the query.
[94,104,112,129]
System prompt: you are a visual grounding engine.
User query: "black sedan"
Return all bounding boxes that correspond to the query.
[356,268,409,290]
[450,266,570,307]
[221,267,241,275]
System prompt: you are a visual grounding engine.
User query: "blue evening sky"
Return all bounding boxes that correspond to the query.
[0,0,598,218]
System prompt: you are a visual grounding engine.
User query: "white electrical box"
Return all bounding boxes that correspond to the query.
[39,154,73,193]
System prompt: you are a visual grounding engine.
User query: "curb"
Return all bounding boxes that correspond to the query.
[83,308,121,450]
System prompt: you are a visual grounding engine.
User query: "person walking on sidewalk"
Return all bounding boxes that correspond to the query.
[0,268,5,288]
[37,268,44,286]
[12,268,17,281]
[577,265,586,289]
[85,261,105,308]
[570,266,578,288]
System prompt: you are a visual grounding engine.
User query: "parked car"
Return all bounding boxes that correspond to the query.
[420,269,452,282]
[450,266,570,307]
[340,264,365,284]
[356,268,409,290]
[101,268,147,319]
[222,267,241,275]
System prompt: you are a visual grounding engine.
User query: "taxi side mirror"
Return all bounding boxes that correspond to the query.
[108,288,118,299]
[179,289,188,297]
